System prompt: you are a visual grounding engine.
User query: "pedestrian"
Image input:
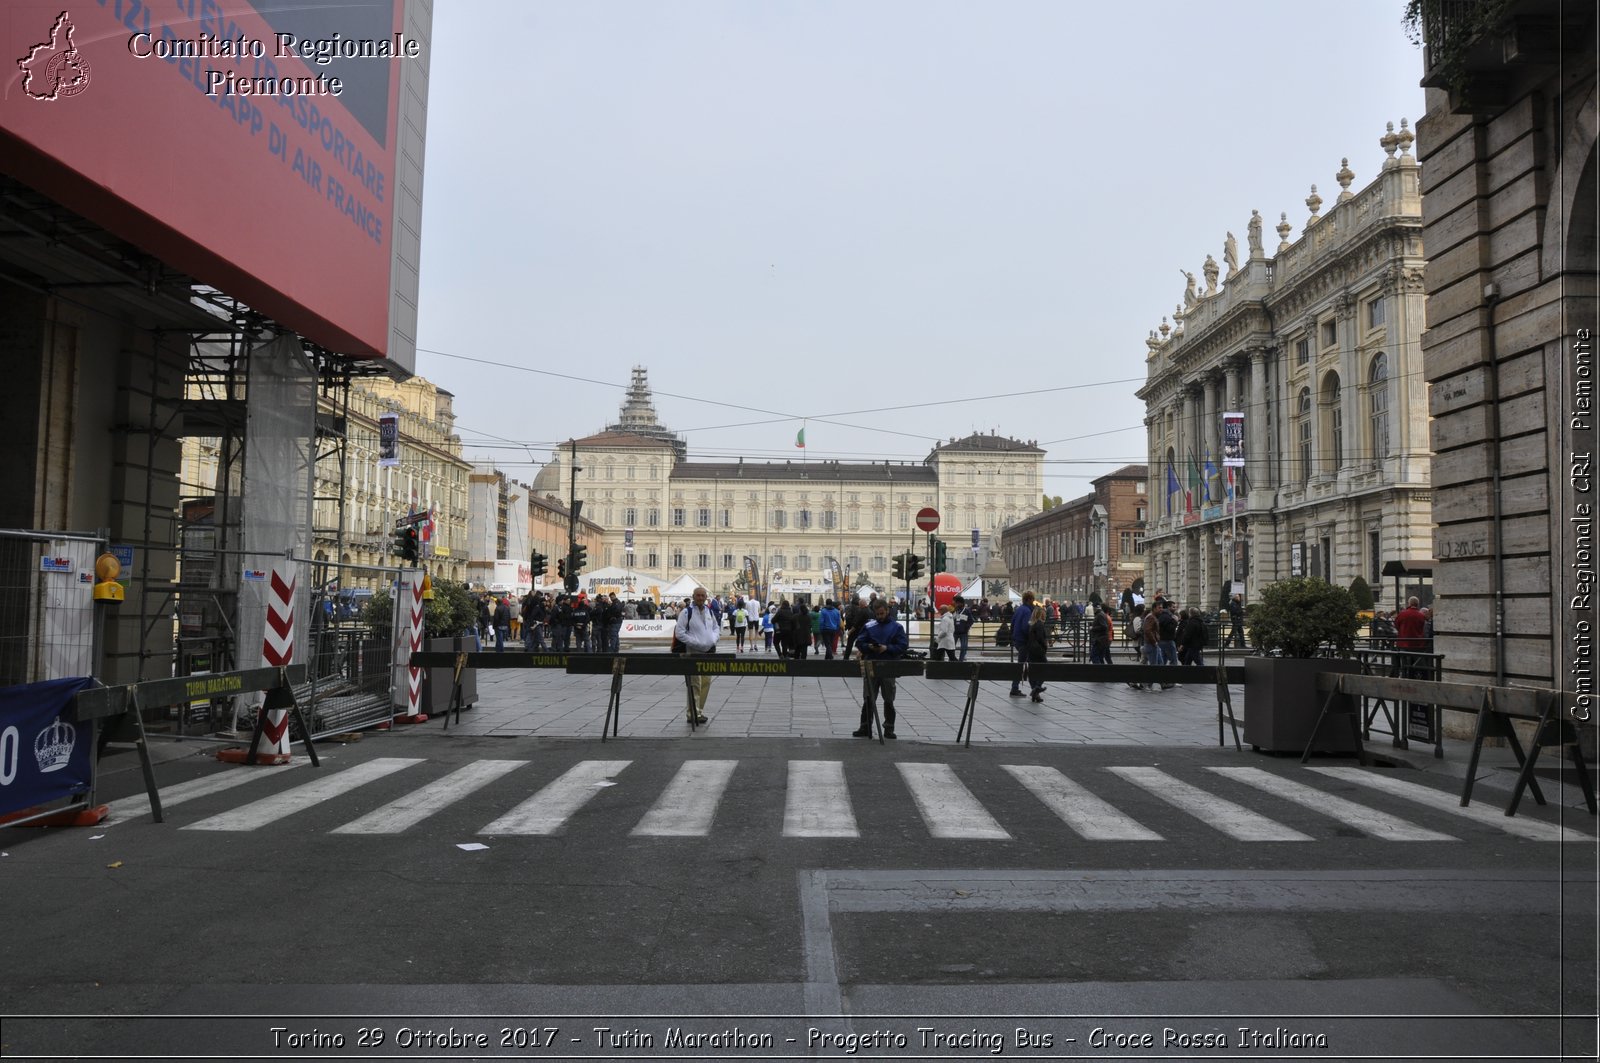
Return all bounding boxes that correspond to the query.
[550,594,573,651]
[674,586,721,724]
[952,596,975,661]
[1008,591,1037,696]
[1226,592,1247,648]
[746,599,761,648]
[570,594,592,653]
[1394,596,1429,676]
[493,595,511,652]
[791,601,811,660]
[853,598,908,739]
[732,601,748,652]
[933,603,956,661]
[1156,600,1180,668]
[1089,602,1114,665]
[817,599,842,659]
[1178,608,1207,667]
[773,600,791,657]
[760,605,775,652]
[1023,599,1049,701]
[843,595,871,657]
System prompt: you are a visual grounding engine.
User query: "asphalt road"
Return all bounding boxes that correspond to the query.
[2,729,1595,1062]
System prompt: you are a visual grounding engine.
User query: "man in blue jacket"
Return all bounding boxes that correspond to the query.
[853,599,908,739]
[816,599,842,659]
[1009,590,1036,696]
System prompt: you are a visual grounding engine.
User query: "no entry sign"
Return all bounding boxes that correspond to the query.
[915,507,940,532]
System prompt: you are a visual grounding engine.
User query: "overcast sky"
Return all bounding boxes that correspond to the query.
[413,1,1426,502]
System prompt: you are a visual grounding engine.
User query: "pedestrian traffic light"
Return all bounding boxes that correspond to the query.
[571,543,587,574]
[933,539,947,573]
[391,526,409,559]
[532,551,547,578]
[905,553,923,581]
[557,557,567,578]
[891,554,906,581]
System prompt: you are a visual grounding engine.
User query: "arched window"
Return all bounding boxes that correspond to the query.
[1368,354,1391,460]
[1297,388,1313,483]
[1321,371,1342,472]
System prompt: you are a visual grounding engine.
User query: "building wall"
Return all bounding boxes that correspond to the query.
[538,425,1045,598]
[1415,3,1598,692]
[1138,129,1433,611]
[1002,466,1148,604]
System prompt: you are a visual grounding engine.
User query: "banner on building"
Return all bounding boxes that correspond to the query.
[378,412,400,468]
[1222,411,1245,468]
[0,676,95,816]
[1290,541,1305,578]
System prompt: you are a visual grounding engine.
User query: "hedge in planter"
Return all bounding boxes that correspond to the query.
[1244,577,1363,754]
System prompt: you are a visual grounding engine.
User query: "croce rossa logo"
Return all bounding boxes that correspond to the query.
[17,11,92,101]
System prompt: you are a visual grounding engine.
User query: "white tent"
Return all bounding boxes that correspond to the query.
[556,565,667,599]
[660,573,707,601]
[953,576,1017,601]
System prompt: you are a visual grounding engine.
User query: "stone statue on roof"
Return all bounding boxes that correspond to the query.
[1202,254,1219,294]
[1181,271,1198,306]
[1248,209,1264,256]
[1223,232,1238,275]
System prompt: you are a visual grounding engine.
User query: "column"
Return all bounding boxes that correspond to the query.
[1247,348,1270,494]
[1200,375,1218,500]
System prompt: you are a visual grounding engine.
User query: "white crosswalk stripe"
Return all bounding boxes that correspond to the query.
[332,760,527,835]
[1307,767,1594,843]
[1002,765,1162,840]
[783,760,859,838]
[103,758,309,826]
[1207,767,1458,841]
[479,760,631,835]
[144,756,1593,844]
[1109,766,1313,842]
[896,762,1010,840]
[183,758,423,832]
[632,759,738,836]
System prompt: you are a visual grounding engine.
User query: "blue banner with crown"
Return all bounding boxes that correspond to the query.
[0,676,95,817]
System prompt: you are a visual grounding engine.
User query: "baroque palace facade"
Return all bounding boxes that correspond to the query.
[1138,126,1434,608]
[531,369,1045,598]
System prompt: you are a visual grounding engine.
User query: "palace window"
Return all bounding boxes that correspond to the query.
[623,507,637,526]
[672,507,686,527]
[672,550,684,567]
[1295,338,1310,366]
[1322,371,1343,471]
[772,511,787,529]
[696,552,709,568]
[1367,296,1385,328]
[697,507,711,527]
[647,508,660,527]
[1297,388,1313,483]
[1368,354,1391,460]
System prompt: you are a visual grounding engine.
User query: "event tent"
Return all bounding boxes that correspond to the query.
[659,573,707,601]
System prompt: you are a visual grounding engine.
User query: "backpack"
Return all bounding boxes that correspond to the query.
[1131,615,1144,637]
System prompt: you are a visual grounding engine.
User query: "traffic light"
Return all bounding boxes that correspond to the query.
[905,553,923,581]
[933,539,948,573]
[891,554,906,581]
[557,557,567,578]
[392,525,418,563]
[571,543,587,575]
[532,551,547,579]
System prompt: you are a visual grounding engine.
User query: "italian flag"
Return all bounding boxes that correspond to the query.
[795,426,806,449]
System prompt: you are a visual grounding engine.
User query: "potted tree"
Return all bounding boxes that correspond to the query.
[1243,577,1363,754]
[362,579,482,714]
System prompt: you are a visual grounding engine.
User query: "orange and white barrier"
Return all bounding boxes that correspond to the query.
[220,560,296,764]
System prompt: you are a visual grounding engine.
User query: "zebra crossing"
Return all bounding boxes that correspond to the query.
[101,756,1597,844]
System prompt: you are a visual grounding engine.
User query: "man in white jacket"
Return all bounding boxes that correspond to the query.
[674,587,721,724]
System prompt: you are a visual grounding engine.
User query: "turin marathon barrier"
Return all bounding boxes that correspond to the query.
[409,651,1241,748]
[68,665,317,824]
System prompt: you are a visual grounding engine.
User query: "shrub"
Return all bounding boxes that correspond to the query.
[1246,577,1361,659]
[1348,575,1375,612]
[360,578,481,639]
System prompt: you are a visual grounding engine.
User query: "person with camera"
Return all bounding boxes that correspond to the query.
[853,598,908,738]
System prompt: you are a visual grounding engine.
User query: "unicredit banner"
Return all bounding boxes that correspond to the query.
[0,0,428,367]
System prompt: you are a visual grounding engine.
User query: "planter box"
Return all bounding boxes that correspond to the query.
[1244,656,1362,754]
[421,636,477,714]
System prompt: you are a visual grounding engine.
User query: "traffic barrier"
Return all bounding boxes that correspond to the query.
[58,665,316,824]
[924,659,1246,748]
[1309,672,1596,817]
[220,560,298,764]
[385,569,429,727]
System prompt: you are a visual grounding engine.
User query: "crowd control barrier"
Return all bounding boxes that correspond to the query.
[409,650,1240,748]
[68,665,316,824]
[1307,671,1596,818]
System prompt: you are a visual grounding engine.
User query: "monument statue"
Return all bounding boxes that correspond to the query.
[1223,232,1239,275]
[1248,209,1264,256]
[1202,254,1219,293]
